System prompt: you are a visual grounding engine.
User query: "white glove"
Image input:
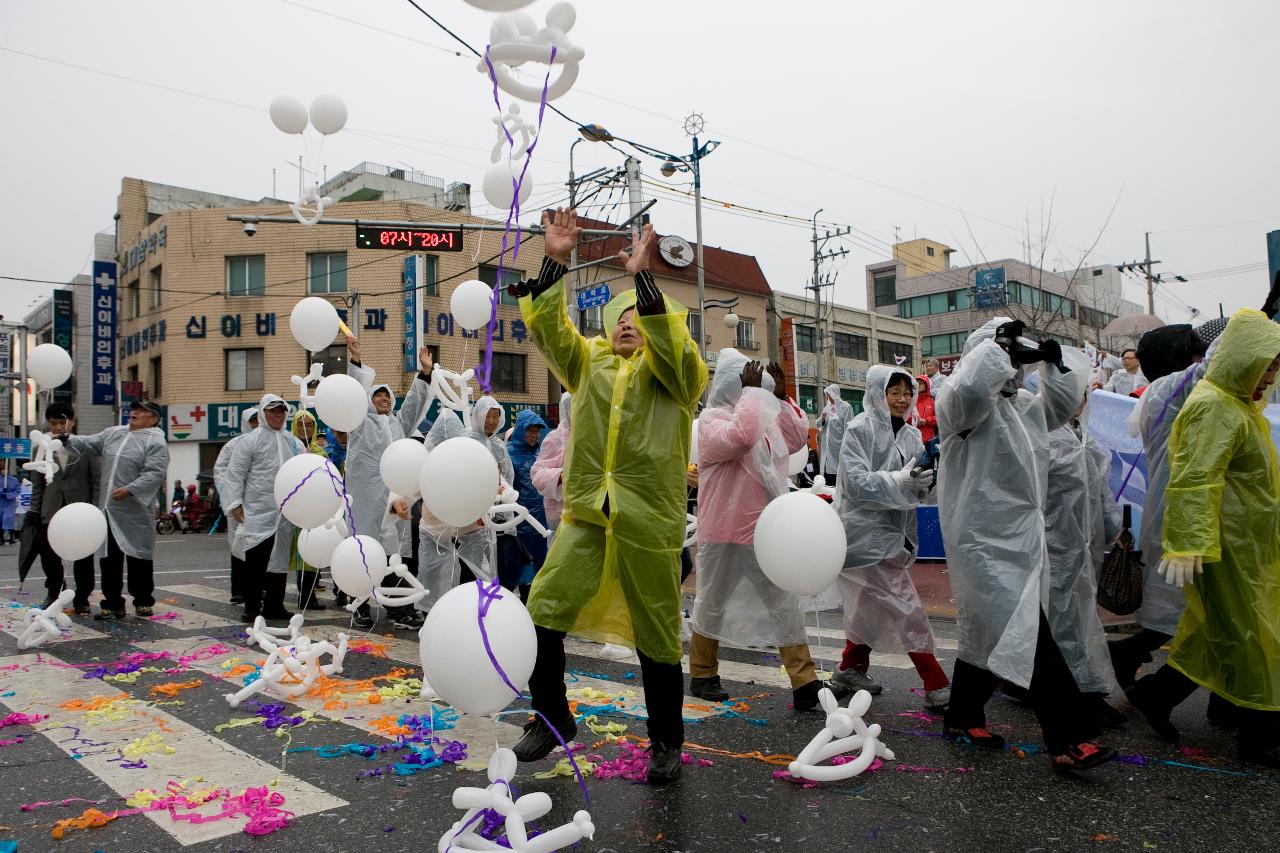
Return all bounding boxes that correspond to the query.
[890,461,917,490]
[1157,555,1203,588]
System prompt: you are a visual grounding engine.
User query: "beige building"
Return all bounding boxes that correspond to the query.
[769,291,921,418]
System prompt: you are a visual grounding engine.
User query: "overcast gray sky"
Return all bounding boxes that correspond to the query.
[2,0,1277,329]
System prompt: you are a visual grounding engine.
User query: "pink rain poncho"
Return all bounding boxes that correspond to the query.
[691,348,810,648]
[836,365,935,654]
[531,392,571,527]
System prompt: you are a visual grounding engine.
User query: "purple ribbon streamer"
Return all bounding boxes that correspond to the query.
[472,578,592,810]
[476,45,556,392]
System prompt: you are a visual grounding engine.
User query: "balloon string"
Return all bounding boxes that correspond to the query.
[476,45,555,393]
[474,578,591,810]
[319,465,379,608]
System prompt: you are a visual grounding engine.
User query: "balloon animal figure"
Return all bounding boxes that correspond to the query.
[429,364,477,427]
[490,102,535,163]
[291,183,333,227]
[438,748,595,853]
[23,430,64,481]
[342,554,431,614]
[683,513,698,549]
[478,3,585,103]
[16,589,74,650]
[225,615,349,708]
[788,688,895,782]
[290,362,325,415]
[483,483,551,538]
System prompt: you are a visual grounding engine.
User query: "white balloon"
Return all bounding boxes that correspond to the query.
[314,374,369,432]
[298,524,345,569]
[380,438,428,498]
[47,503,107,561]
[330,535,389,599]
[753,491,845,596]
[27,344,73,388]
[690,419,699,465]
[419,581,536,716]
[309,93,348,135]
[273,453,343,530]
[481,160,533,210]
[463,0,535,10]
[450,280,496,331]
[788,446,808,476]
[420,437,500,528]
[289,297,341,352]
[269,95,308,134]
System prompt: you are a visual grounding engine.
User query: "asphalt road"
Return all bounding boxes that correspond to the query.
[0,533,1274,853]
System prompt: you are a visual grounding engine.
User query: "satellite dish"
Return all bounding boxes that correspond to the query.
[659,235,694,268]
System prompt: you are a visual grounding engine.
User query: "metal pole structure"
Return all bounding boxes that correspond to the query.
[226,214,628,238]
[18,326,28,439]
[568,139,583,334]
[624,157,645,239]
[810,210,823,420]
[693,139,707,361]
[1144,231,1155,314]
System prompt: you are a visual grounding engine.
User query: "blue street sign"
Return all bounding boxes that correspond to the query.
[576,284,611,311]
[0,438,32,460]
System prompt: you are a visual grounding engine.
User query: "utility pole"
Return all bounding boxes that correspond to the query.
[807,211,849,429]
[1143,232,1156,314]
[624,157,645,238]
[1117,232,1175,315]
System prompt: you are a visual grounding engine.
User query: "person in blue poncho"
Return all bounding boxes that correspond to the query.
[505,408,549,598]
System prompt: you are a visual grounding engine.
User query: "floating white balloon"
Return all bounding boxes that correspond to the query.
[289,297,341,352]
[314,374,369,432]
[418,581,535,716]
[788,446,808,477]
[380,438,428,499]
[451,279,496,331]
[754,491,845,596]
[269,95,308,134]
[273,453,343,530]
[27,344,73,389]
[479,3,585,103]
[308,93,348,135]
[47,503,107,562]
[463,0,537,11]
[298,524,345,569]
[420,437,500,527]
[481,159,534,210]
[788,688,895,782]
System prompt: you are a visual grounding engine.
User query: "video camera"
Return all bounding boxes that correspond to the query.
[993,320,1070,374]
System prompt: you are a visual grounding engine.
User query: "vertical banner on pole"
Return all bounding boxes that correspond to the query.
[779,317,798,401]
[52,290,74,404]
[403,256,419,372]
[1266,230,1280,311]
[91,261,118,406]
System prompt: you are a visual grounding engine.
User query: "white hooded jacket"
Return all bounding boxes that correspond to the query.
[818,382,853,475]
[222,394,304,571]
[213,407,258,549]
[66,421,170,560]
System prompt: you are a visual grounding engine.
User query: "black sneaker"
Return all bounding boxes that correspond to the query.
[512,715,577,763]
[260,607,293,621]
[1238,744,1280,769]
[94,608,126,621]
[942,725,1006,750]
[647,740,683,785]
[240,612,260,624]
[1086,695,1128,730]
[73,605,90,617]
[229,595,245,605]
[392,611,423,630]
[689,676,729,702]
[135,606,153,617]
[352,611,375,631]
[794,679,850,712]
[1124,682,1180,743]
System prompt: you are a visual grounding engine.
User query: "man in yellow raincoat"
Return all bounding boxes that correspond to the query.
[507,209,706,784]
[1128,308,1280,768]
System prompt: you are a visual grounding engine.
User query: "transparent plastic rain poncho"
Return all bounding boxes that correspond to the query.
[1163,309,1280,710]
[1134,361,1207,635]
[935,317,1089,687]
[221,394,305,573]
[519,279,706,664]
[344,365,433,558]
[1043,413,1122,693]
[67,423,170,560]
[213,407,258,556]
[692,348,809,648]
[835,365,935,654]
[531,392,571,527]
[469,396,514,484]
[415,409,495,612]
[819,383,854,475]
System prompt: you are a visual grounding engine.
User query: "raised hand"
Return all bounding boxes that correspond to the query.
[346,334,362,364]
[767,362,787,398]
[418,345,434,376]
[741,361,764,389]
[542,208,583,266]
[618,223,655,277]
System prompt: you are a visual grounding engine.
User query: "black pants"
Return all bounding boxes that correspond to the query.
[230,553,246,599]
[528,625,685,748]
[1138,665,1280,752]
[679,547,693,584]
[945,609,1098,754]
[100,527,154,610]
[241,535,275,617]
[39,525,95,608]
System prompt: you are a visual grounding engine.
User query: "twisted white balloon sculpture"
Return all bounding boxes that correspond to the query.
[23,430,64,481]
[226,614,349,708]
[290,362,325,414]
[343,554,432,613]
[478,4,585,103]
[490,102,535,163]
[430,364,477,426]
[483,483,550,538]
[290,183,333,227]
[17,589,74,650]
[438,748,594,853]
[788,688,895,782]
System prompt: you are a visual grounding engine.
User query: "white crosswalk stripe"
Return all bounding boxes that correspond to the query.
[158,584,354,623]
[0,651,346,846]
[0,596,106,645]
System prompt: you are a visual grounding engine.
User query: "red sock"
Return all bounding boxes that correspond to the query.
[909,652,949,691]
[841,642,871,673]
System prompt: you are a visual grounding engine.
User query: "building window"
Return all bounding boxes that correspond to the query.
[127,364,139,384]
[833,331,868,360]
[478,264,524,307]
[308,252,347,294]
[581,306,605,335]
[1079,306,1115,330]
[842,388,865,415]
[797,383,818,416]
[127,280,140,319]
[898,288,972,319]
[878,339,914,366]
[149,356,162,398]
[735,318,757,350]
[490,352,526,393]
[926,246,935,257]
[309,344,348,377]
[1092,268,1103,277]
[226,348,265,391]
[227,255,266,297]
[922,332,967,358]
[687,312,702,345]
[409,255,438,296]
[150,266,162,308]
[795,324,815,353]
[873,274,897,307]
